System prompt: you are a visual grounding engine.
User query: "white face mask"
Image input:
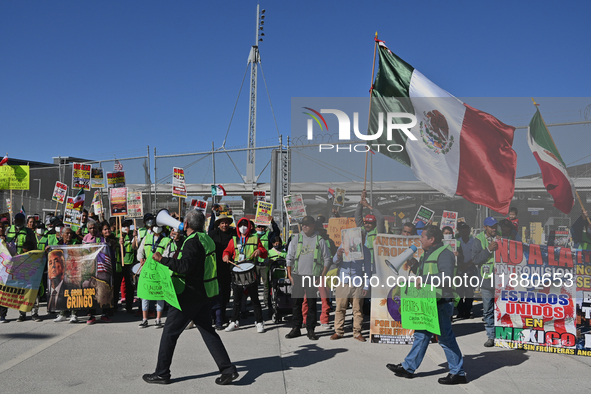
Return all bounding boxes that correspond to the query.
[122,227,129,234]
[36,229,45,235]
[239,225,248,235]
[55,226,62,233]
[153,226,163,234]
[443,233,453,240]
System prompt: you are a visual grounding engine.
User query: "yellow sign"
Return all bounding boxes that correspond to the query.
[327,217,356,247]
[398,212,405,219]
[0,165,30,190]
[529,222,543,245]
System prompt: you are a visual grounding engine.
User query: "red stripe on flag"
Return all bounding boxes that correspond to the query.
[455,104,517,215]
[532,152,575,214]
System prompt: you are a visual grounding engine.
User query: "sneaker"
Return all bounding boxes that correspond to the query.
[54,314,68,322]
[100,315,112,323]
[138,319,148,328]
[86,317,96,325]
[484,338,495,347]
[154,319,163,329]
[321,323,331,329]
[256,322,265,333]
[225,321,239,332]
[32,314,42,322]
[69,315,78,323]
[17,314,25,322]
[0,316,6,323]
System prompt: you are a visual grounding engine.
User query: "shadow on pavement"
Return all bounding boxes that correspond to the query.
[438,349,529,381]
[0,333,57,340]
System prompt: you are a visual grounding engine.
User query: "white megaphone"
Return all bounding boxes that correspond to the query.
[156,209,184,231]
[384,245,417,275]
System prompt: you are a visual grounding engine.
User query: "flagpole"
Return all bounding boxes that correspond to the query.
[9,189,13,226]
[118,216,125,267]
[364,32,379,196]
[532,98,591,226]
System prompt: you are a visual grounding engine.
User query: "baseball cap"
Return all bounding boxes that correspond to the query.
[484,217,498,227]
[364,214,376,223]
[415,220,426,229]
[15,212,25,220]
[301,216,316,226]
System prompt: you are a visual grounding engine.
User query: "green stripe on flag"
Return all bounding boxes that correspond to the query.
[529,109,567,168]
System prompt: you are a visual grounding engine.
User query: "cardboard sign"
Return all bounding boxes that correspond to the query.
[63,197,82,227]
[327,217,357,247]
[253,190,266,209]
[126,191,143,218]
[333,188,346,207]
[0,165,30,190]
[109,187,128,217]
[191,199,207,212]
[283,194,306,225]
[72,163,91,191]
[341,227,364,261]
[254,201,273,226]
[440,210,458,232]
[106,171,125,188]
[52,182,68,204]
[172,167,186,198]
[91,168,105,188]
[413,205,434,226]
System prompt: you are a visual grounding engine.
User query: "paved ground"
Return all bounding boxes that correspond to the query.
[1,300,591,394]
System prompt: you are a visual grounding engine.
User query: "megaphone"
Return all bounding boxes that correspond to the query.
[384,245,417,275]
[156,209,184,231]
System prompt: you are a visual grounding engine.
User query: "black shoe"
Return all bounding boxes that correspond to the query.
[142,373,170,385]
[215,325,224,331]
[438,373,468,385]
[215,372,239,385]
[484,338,495,347]
[307,329,318,340]
[17,315,25,322]
[386,363,414,379]
[32,314,42,322]
[285,327,301,339]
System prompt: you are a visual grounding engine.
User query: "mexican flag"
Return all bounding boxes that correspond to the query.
[72,188,85,210]
[369,40,517,214]
[211,184,227,197]
[527,108,575,214]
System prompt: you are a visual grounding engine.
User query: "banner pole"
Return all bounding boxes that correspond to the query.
[364,31,379,192]
[9,189,13,226]
[118,216,125,266]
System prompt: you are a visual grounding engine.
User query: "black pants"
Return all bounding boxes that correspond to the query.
[291,274,317,330]
[113,265,134,312]
[0,306,7,317]
[155,298,236,379]
[231,283,263,323]
[218,274,232,321]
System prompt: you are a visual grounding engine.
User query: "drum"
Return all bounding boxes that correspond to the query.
[131,263,142,276]
[232,262,257,287]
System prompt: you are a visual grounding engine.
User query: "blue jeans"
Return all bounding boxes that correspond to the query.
[481,287,495,339]
[402,301,465,376]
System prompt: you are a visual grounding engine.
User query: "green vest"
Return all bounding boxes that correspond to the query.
[48,232,59,246]
[257,232,270,263]
[173,232,219,297]
[294,233,325,276]
[143,234,170,260]
[476,232,495,279]
[36,234,49,251]
[366,227,378,267]
[233,235,259,261]
[138,227,149,242]
[123,234,135,266]
[268,247,287,261]
[581,230,591,251]
[418,244,452,298]
[6,225,33,254]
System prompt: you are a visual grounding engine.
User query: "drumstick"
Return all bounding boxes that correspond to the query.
[228,260,240,267]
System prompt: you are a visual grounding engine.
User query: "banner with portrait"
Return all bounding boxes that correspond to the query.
[0,244,45,312]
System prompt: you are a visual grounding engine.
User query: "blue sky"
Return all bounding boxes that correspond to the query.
[1,1,590,183]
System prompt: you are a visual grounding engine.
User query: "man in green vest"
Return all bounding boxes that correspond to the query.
[254,218,280,308]
[6,213,36,256]
[572,209,591,251]
[387,225,467,385]
[145,210,238,386]
[472,216,499,348]
[355,190,385,271]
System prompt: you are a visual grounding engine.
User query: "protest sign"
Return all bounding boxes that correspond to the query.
[333,188,346,207]
[191,199,207,212]
[137,257,181,310]
[401,282,440,335]
[63,197,82,227]
[52,181,68,204]
[253,190,266,209]
[370,234,423,344]
[0,246,45,312]
[106,171,125,188]
[93,199,103,216]
[172,167,186,198]
[109,187,128,216]
[548,230,569,247]
[327,217,356,248]
[254,201,273,226]
[126,191,143,218]
[6,199,12,212]
[341,227,364,261]
[283,194,306,225]
[0,165,30,190]
[72,163,91,191]
[46,244,113,312]
[440,210,458,231]
[91,168,105,188]
[443,238,458,252]
[413,205,434,225]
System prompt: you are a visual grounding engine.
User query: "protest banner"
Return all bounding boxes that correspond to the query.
[46,244,113,312]
[371,234,423,344]
[91,167,105,188]
[0,165,30,190]
[63,197,82,227]
[413,205,434,225]
[172,167,187,198]
[0,245,45,312]
[254,201,273,226]
[440,210,458,231]
[327,217,356,248]
[106,171,125,188]
[191,199,207,212]
[253,190,266,209]
[137,256,181,310]
[52,181,68,204]
[401,281,440,335]
[341,227,364,261]
[109,187,128,216]
[493,239,581,355]
[283,194,306,225]
[126,191,143,218]
[72,163,91,191]
[334,188,346,207]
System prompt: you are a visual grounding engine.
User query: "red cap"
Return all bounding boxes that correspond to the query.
[364,214,376,223]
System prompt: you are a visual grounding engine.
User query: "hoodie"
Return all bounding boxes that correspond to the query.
[222,217,268,262]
